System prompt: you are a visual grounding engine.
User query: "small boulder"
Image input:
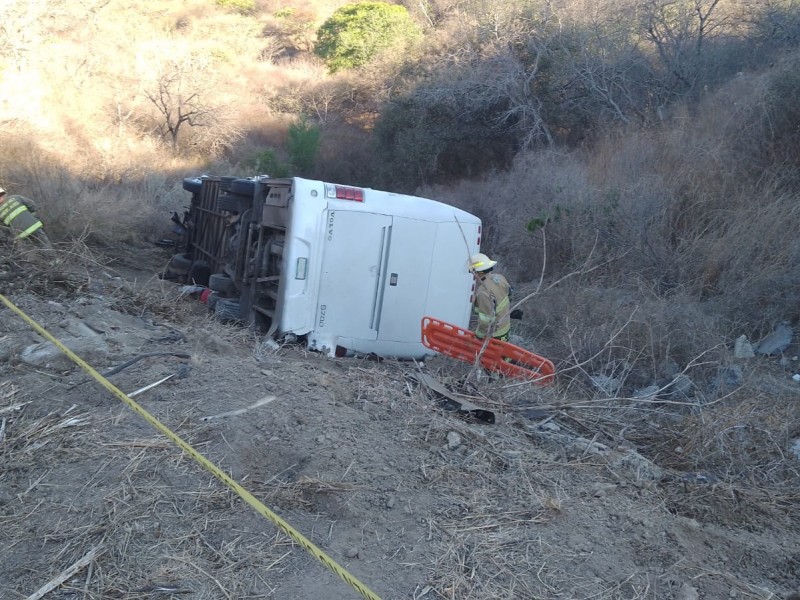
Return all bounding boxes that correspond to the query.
[20,337,109,370]
[668,374,694,399]
[63,318,103,338]
[590,374,620,396]
[0,335,25,362]
[446,431,462,450]
[755,322,793,356]
[633,385,660,399]
[734,335,755,359]
[790,438,800,461]
[677,583,700,600]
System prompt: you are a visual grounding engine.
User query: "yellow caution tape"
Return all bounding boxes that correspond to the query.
[0,293,382,600]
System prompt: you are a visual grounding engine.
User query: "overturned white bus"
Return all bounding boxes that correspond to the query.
[173,175,482,359]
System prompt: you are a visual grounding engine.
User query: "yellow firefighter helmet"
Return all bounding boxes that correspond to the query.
[469,253,497,272]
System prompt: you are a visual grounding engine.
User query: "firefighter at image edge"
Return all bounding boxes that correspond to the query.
[469,252,512,342]
[0,186,47,242]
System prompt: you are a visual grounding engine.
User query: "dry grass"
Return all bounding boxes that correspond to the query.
[0,241,89,299]
[415,343,799,526]
[397,367,673,599]
[0,132,198,246]
[2,307,798,599]
[0,396,297,598]
[0,241,201,326]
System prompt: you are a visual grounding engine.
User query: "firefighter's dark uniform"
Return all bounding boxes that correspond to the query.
[474,272,511,341]
[0,194,45,241]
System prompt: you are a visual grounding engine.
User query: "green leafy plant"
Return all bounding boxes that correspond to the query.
[286,117,321,176]
[245,149,290,178]
[526,205,566,233]
[215,0,255,15]
[314,2,421,73]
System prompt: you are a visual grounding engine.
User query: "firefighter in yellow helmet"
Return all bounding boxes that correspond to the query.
[0,186,50,246]
[469,253,511,342]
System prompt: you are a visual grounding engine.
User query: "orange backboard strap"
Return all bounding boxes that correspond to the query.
[421,317,555,385]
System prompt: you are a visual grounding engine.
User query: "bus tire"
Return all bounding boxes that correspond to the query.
[169,253,193,271]
[209,273,237,295]
[214,298,241,323]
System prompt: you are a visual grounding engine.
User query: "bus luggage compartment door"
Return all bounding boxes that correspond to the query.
[316,210,393,341]
[375,217,436,342]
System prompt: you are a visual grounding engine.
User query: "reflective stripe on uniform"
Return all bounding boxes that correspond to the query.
[16,220,44,239]
[0,196,22,211]
[493,295,511,337]
[477,311,493,324]
[476,309,510,337]
[2,204,27,226]
[496,295,510,316]
[474,277,511,339]
[0,196,45,240]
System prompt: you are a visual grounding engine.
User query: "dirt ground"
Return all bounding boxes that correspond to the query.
[1,246,799,600]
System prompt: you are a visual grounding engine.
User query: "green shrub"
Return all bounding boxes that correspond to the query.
[286,117,321,176]
[244,119,321,178]
[244,149,290,178]
[314,2,421,73]
[215,0,255,15]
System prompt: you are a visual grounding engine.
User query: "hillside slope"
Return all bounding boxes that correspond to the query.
[1,248,798,600]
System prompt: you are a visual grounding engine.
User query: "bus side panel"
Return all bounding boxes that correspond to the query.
[310,210,392,350]
[426,221,480,330]
[376,217,436,342]
[277,179,327,334]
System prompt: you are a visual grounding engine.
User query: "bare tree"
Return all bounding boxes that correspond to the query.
[413,0,559,149]
[745,0,800,47]
[491,43,555,147]
[554,1,654,126]
[144,63,218,154]
[641,0,725,92]
[411,42,554,151]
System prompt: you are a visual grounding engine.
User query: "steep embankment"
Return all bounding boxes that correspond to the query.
[1,248,798,599]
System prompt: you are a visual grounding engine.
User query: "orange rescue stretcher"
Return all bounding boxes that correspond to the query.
[421,317,555,385]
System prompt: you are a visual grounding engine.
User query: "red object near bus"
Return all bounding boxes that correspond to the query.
[421,317,555,385]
